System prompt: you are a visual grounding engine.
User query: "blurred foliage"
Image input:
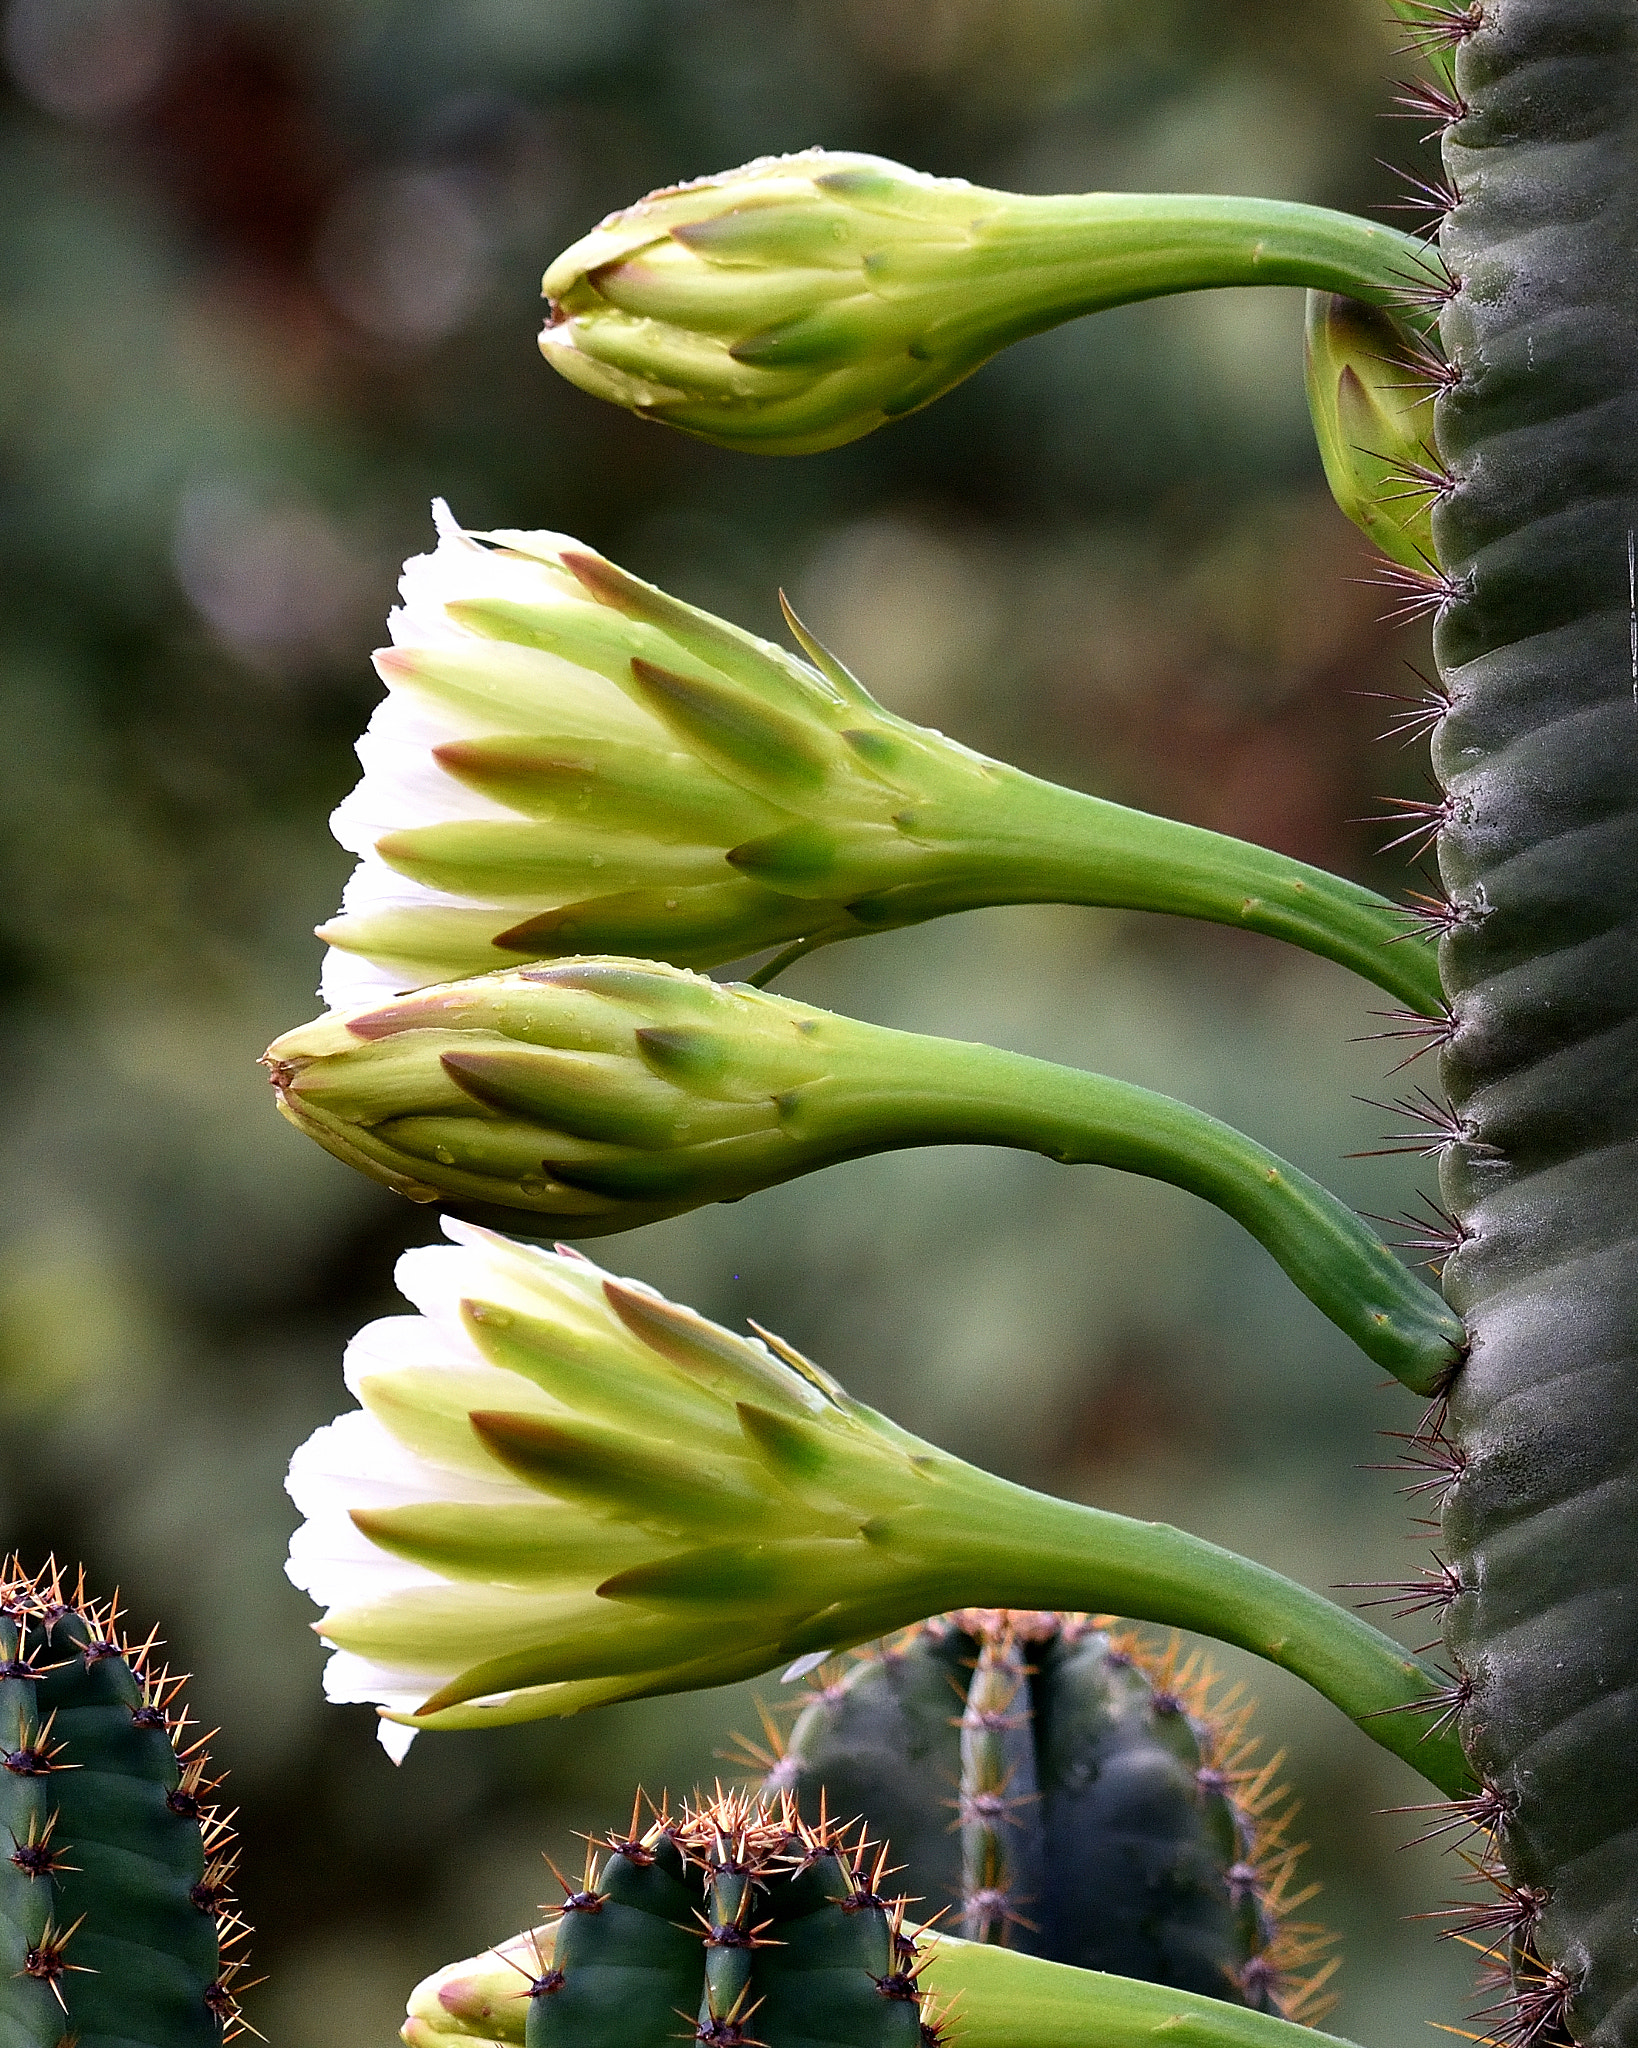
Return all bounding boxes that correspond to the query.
[0,2,1470,2043]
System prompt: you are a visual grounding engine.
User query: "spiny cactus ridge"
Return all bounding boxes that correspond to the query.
[510,1788,943,2048]
[0,1558,251,2048]
[750,1612,1335,2022]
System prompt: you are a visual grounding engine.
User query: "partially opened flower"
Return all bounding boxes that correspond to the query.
[318,502,1441,1017]
[318,498,985,1012]
[284,1216,943,1756]
[285,1218,1469,1793]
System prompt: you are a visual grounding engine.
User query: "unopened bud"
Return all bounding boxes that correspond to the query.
[264,956,1463,1391]
[1303,290,1444,573]
[542,150,1444,456]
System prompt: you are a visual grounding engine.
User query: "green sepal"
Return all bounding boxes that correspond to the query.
[467,1409,787,1529]
[625,658,832,795]
[601,1281,828,1418]
[439,1045,761,1148]
[595,1539,868,1611]
[726,823,849,887]
[349,1502,660,1585]
[489,885,845,966]
[919,1934,1364,2048]
[555,548,843,715]
[459,1300,740,1444]
[376,819,733,898]
[432,733,778,839]
[1303,291,1443,573]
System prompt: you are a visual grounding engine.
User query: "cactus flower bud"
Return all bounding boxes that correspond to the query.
[402,1929,541,2048]
[285,1219,1470,1788]
[1303,291,1445,573]
[265,956,1463,1390]
[540,150,1443,456]
[318,502,1441,1018]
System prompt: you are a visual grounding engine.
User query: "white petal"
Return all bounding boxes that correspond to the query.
[321,1647,440,1703]
[343,1308,475,1399]
[393,1235,616,1349]
[331,709,516,848]
[391,500,583,648]
[287,1406,456,1513]
[285,1502,435,1602]
[377,1717,419,1764]
[318,934,434,1011]
[315,1647,430,1759]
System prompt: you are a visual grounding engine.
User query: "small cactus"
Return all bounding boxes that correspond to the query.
[757,1611,1334,2022]
[461,1790,942,2048]
[0,1559,249,2048]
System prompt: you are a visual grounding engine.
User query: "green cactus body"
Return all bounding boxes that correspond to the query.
[0,1564,245,2048]
[765,1614,1328,2022]
[522,1791,933,2048]
[1400,0,1638,2041]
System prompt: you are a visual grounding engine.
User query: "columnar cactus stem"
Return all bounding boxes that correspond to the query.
[765,1615,1333,2017]
[1425,1,1638,2039]
[0,1561,249,2048]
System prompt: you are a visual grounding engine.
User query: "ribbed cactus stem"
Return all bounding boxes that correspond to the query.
[0,1560,249,2048]
[958,1625,1040,1945]
[523,1790,931,2048]
[767,1612,1335,2019]
[699,1857,759,2044]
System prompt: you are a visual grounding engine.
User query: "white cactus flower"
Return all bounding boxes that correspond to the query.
[282,1214,950,1754]
[319,498,679,1013]
[315,499,983,1011]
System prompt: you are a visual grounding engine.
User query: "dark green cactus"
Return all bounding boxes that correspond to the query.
[0,1560,248,2048]
[759,1612,1331,2023]
[517,1789,937,2048]
[1395,1,1638,2043]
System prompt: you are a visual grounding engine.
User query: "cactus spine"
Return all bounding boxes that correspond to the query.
[760,1613,1332,2022]
[0,1561,248,2048]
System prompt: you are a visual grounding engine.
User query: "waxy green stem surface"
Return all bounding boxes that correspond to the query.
[920,1937,1365,2048]
[887,191,1440,331]
[813,1027,1464,1393]
[891,760,1444,1016]
[776,1447,1474,1796]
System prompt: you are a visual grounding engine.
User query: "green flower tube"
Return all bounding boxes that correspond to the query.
[918,1936,1365,2048]
[539,150,1444,455]
[319,504,1440,1017]
[265,958,1463,1393]
[285,1218,1470,1792]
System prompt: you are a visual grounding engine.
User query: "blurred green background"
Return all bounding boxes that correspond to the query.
[0,2,1467,2042]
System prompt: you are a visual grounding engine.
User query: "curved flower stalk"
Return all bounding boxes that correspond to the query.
[538,150,1442,455]
[916,1936,1363,2048]
[265,957,1463,1391]
[284,1217,1468,1791]
[318,504,1441,1017]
